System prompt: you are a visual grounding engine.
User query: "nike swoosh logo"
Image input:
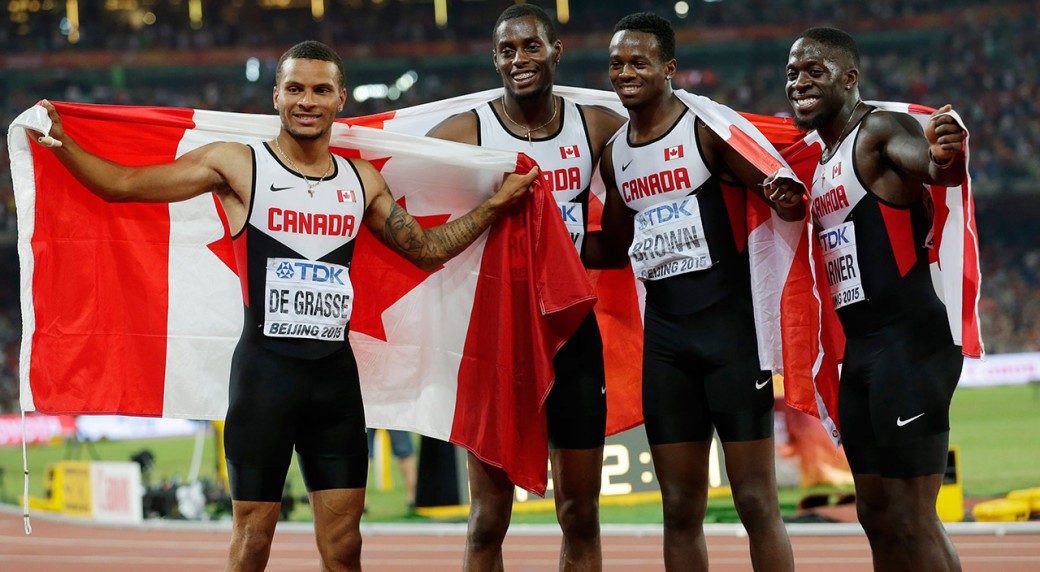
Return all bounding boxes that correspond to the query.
[755,379,770,390]
[270,184,293,192]
[621,160,633,172]
[896,413,925,427]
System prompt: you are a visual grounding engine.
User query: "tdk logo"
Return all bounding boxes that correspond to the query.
[819,226,851,252]
[560,204,579,223]
[275,261,295,279]
[277,261,346,284]
[636,199,692,230]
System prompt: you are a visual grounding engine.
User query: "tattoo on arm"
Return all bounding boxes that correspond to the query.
[381,201,495,271]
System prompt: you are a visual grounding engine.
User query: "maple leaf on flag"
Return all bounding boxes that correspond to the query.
[350,197,449,342]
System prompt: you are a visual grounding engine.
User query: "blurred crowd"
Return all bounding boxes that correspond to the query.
[0,0,1037,412]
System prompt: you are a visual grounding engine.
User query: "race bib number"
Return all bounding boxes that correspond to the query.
[628,196,712,281]
[558,201,584,253]
[264,258,354,340]
[818,221,865,309]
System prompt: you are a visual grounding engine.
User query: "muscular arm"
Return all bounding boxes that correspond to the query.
[698,119,806,222]
[359,160,538,272]
[879,105,967,189]
[584,142,633,269]
[32,100,247,206]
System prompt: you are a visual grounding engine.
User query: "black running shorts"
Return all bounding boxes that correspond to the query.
[546,311,608,450]
[641,293,774,445]
[224,341,369,501]
[838,303,963,478]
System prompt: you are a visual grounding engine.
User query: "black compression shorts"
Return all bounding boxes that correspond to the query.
[546,311,607,450]
[224,341,368,501]
[839,303,963,478]
[642,293,774,445]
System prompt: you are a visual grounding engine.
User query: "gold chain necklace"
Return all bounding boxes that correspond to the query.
[500,95,558,143]
[824,100,863,160]
[273,138,334,197]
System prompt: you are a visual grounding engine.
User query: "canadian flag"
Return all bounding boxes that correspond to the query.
[10,99,596,493]
[665,144,684,161]
[11,87,914,487]
[559,145,580,159]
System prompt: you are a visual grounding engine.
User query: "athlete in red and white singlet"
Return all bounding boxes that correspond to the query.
[598,13,803,572]
[34,40,538,572]
[789,26,968,571]
[426,5,625,571]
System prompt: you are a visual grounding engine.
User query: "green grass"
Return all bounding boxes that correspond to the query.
[949,383,1040,496]
[2,384,1038,523]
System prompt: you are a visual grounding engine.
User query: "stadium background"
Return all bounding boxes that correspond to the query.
[0,0,1037,529]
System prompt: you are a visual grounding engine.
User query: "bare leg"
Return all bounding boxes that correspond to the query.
[550,446,604,571]
[226,500,281,572]
[310,487,366,572]
[854,473,961,571]
[722,438,794,572]
[464,453,514,572]
[650,441,712,571]
[398,455,418,508]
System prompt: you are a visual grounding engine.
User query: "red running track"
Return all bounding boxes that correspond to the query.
[2,506,1039,571]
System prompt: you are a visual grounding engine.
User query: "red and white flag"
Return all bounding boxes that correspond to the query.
[664,145,684,161]
[777,101,984,442]
[10,99,595,493]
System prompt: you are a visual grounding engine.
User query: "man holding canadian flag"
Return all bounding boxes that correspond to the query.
[22,40,543,571]
[596,13,805,571]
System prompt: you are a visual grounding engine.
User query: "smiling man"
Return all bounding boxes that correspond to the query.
[426,5,624,571]
[787,27,968,571]
[596,12,803,571]
[31,40,537,572]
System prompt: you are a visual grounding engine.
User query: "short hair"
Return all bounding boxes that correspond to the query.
[493,4,558,45]
[796,27,861,68]
[613,12,676,62]
[276,40,345,90]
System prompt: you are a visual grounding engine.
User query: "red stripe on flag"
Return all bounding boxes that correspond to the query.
[722,182,748,254]
[340,111,397,130]
[727,126,783,174]
[452,154,595,494]
[29,104,196,415]
[590,268,644,436]
[960,182,984,358]
[738,112,803,149]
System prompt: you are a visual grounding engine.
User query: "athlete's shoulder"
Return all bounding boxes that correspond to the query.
[860,107,922,137]
[345,157,386,186]
[579,103,626,125]
[426,108,480,145]
[579,104,627,149]
[191,140,253,162]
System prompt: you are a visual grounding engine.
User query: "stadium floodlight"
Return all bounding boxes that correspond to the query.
[675,1,691,18]
[245,58,261,83]
[395,71,418,92]
[354,84,390,103]
[354,72,419,102]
